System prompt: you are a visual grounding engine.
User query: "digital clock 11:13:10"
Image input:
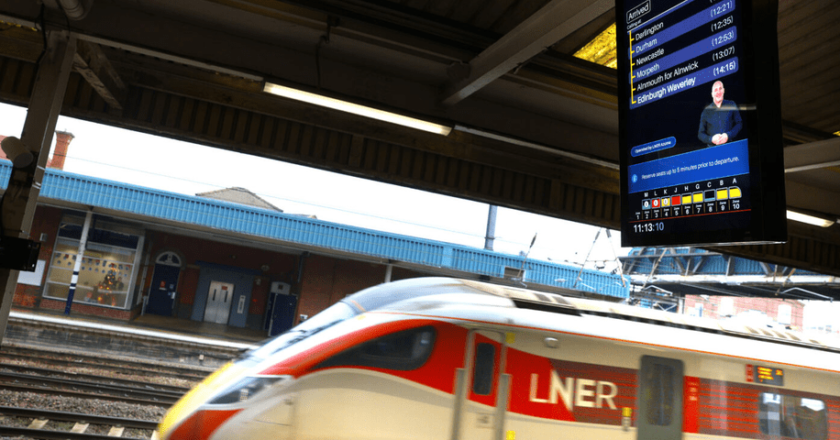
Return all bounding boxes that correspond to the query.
[634,222,665,233]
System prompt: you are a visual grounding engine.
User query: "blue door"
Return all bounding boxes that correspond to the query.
[146,264,180,316]
[268,294,298,336]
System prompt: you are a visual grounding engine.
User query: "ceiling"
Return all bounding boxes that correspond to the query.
[0,0,838,278]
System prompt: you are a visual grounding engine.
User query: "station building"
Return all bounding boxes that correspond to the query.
[3,132,629,336]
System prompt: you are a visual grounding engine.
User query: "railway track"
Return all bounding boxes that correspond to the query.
[0,406,158,439]
[0,362,191,395]
[0,371,182,406]
[0,346,213,381]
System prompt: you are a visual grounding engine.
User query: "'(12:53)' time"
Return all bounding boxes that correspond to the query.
[633,221,665,233]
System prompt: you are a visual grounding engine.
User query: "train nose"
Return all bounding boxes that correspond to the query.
[157,362,247,439]
[159,365,294,440]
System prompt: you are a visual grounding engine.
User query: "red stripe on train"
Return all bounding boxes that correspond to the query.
[683,376,700,433]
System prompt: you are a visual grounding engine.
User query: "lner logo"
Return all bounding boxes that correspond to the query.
[627,0,651,24]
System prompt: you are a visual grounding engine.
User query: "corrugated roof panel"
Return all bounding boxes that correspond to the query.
[449,247,629,297]
[732,258,766,275]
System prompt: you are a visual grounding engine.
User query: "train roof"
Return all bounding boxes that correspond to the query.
[360,278,840,354]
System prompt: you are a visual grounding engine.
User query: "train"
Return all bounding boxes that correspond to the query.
[157,277,840,440]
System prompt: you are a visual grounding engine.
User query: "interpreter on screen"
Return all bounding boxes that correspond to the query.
[697,80,743,147]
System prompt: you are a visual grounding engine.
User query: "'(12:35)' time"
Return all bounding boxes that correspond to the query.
[633,221,665,233]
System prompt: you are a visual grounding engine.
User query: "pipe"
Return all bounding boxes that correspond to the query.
[58,0,89,21]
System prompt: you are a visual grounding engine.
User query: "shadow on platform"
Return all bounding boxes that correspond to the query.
[10,307,269,345]
[132,314,269,344]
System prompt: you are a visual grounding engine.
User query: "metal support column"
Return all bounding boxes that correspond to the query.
[484,205,498,251]
[0,30,76,343]
[64,211,93,314]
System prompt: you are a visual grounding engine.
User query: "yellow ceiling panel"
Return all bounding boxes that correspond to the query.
[573,23,617,69]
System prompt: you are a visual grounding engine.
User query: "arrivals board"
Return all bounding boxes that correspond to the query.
[617,0,787,247]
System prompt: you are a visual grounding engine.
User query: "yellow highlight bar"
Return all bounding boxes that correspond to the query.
[682,195,692,205]
[661,198,671,207]
[717,189,729,200]
[629,31,635,104]
[729,187,742,198]
[692,192,703,203]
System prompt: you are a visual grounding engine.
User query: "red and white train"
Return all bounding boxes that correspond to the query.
[158,277,840,440]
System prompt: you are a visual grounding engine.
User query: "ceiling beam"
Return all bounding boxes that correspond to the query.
[784,136,840,173]
[440,0,613,106]
[72,40,127,113]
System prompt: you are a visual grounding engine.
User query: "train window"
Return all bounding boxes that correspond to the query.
[637,356,684,440]
[758,393,827,440]
[472,343,496,395]
[315,326,436,371]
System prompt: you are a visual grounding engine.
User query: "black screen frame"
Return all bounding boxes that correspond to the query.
[617,0,786,247]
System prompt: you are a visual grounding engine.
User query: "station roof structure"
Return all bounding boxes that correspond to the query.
[621,247,840,302]
[0,0,837,276]
[0,160,630,300]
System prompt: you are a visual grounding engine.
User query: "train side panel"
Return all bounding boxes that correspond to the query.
[499,316,840,440]
[174,308,840,440]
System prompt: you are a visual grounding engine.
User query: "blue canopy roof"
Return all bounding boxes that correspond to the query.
[0,161,629,298]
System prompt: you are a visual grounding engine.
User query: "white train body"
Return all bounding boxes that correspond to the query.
[158,278,840,440]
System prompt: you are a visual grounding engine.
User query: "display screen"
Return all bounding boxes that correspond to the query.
[747,364,784,386]
[617,0,786,247]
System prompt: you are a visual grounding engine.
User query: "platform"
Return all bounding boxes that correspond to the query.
[7,309,267,349]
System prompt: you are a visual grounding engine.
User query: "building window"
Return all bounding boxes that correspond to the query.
[44,215,144,309]
[719,297,735,317]
[778,304,792,325]
[156,252,181,267]
[759,393,827,440]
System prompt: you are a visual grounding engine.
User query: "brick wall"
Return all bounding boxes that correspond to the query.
[178,265,201,305]
[148,233,298,282]
[684,295,805,329]
[46,131,74,170]
[250,276,270,315]
[296,254,424,325]
[40,297,137,320]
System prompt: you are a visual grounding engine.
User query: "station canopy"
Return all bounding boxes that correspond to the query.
[0,0,837,282]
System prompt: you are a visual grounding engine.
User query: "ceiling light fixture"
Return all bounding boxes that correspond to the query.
[786,210,835,228]
[263,82,452,136]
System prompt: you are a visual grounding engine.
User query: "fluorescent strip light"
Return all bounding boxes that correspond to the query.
[263,82,452,136]
[786,210,835,228]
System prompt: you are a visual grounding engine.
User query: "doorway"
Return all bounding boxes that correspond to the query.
[146,252,182,316]
[204,281,234,324]
[452,329,511,440]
